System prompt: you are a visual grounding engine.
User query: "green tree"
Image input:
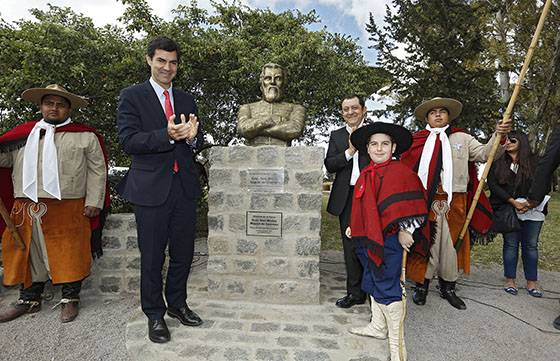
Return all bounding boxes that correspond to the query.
[0,0,386,161]
[0,5,144,165]
[367,0,501,136]
[485,0,560,150]
[125,0,386,144]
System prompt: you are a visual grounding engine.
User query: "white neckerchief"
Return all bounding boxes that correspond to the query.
[22,118,71,202]
[418,124,453,205]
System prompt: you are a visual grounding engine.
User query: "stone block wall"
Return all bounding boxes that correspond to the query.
[207,146,324,304]
[91,214,141,296]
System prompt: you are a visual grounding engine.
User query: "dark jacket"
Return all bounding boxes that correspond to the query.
[528,125,560,202]
[324,125,370,216]
[116,81,204,207]
[488,155,538,210]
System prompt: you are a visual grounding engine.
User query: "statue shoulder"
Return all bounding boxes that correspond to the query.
[247,100,267,107]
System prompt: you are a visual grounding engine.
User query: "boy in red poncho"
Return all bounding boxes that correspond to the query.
[347,122,428,361]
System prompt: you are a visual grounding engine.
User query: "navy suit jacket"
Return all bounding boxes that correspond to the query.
[117,80,203,207]
[324,125,370,216]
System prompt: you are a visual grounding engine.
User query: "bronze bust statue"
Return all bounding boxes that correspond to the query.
[237,63,306,146]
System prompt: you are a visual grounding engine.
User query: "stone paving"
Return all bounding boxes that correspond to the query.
[126,249,389,361]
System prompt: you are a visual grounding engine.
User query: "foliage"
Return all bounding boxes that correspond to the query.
[367,0,501,136]
[367,0,560,143]
[0,6,146,165]
[0,0,386,160]
[485,0,560,150]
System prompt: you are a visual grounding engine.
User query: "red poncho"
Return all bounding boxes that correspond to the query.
[0,120,110,257]
[400,127,494,258]
[350,159,428,267]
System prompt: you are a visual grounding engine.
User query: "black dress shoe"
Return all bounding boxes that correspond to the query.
[148,318,170,343]
[553,314,560,330]
[167,305,203,326]
[335,294,366,308]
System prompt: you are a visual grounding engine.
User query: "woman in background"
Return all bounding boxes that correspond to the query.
[487,130,543,297]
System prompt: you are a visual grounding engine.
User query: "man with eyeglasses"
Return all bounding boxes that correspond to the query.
[0,84,108,323]
[324,94,370,308]
[400,97,511,310]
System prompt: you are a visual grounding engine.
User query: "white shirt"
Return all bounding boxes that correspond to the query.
[149,77,175,115]
[344,119,365,186]
[149,78,197,147]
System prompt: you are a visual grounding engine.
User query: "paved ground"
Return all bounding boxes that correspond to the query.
[1,246,559,361]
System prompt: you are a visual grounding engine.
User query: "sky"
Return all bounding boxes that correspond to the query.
[0,0,391,65]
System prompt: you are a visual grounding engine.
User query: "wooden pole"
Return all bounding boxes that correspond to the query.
[457,0,553,246]
[0,197,25,250]
[398,249,408,361]
[401,250,408,286]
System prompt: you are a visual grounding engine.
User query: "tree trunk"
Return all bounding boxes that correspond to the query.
[534,29,560,154]
[496,9,512,103]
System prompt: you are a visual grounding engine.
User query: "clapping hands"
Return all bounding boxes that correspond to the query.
[167,113,199,141]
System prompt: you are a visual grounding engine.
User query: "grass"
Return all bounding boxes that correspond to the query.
[321,193,343,251]
[320,192,560,272]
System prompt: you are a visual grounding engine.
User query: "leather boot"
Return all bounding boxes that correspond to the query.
[379,301,407,361]
[0,299,41,323]
[349,295,388,339]
[53,298,80,323]
[412,279,429,305]
[439,279,466,310]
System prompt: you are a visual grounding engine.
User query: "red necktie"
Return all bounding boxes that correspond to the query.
[163,89,179,173]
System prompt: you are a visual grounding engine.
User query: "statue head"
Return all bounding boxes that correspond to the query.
[259,63,285,103]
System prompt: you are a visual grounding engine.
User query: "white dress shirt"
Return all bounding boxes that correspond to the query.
[344,119,365,186]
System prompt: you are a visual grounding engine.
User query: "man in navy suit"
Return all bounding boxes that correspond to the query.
[117,36,204,343]
[324,95,370,308]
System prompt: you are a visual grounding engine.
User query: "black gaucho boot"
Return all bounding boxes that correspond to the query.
[439,279,466,310]
[412,279,430,305]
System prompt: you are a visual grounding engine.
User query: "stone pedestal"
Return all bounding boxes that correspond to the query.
[207,146,324,304]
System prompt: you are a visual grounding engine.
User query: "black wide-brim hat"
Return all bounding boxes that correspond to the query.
[351,122,413,156]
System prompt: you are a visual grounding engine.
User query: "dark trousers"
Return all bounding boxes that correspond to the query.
[339,186,364,299]
[134,175,197,320]
[20,280,82,301]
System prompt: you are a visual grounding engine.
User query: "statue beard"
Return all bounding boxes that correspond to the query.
[262,85,282,103]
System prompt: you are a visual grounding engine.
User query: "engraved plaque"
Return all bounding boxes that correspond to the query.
[247,168,284,192]
[246,211,282,237]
